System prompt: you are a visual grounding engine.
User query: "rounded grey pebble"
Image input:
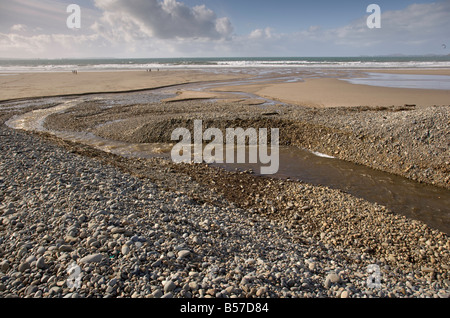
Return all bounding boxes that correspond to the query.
[79,253,103,264]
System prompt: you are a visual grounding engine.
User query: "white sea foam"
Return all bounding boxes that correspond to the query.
[1,58,450,73]
[310,151,335,159]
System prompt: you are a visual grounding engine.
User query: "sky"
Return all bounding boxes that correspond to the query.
[1,0,449,58]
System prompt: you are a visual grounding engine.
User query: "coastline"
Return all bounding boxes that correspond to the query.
[0,68,449,298]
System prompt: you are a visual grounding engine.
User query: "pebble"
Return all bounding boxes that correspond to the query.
[121,245,130,256]
[152,289,163,298]
[18,262,31,272]
[177,250,190,259]
[79,254,104,264]
[0,260,10,272]
[164,280,176,293]
[59,245,73,252]
[36,257,46,269]
[0,107,449,300]
[327,273,341,284]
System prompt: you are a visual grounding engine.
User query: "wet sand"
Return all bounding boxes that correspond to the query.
[213,77,450,108]
[0,70,248,102]
[2,69,450,108]
[368,69,450,76]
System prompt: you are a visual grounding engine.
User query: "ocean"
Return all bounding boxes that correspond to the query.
[1,56,450,73]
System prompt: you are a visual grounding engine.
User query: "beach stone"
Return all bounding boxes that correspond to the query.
[25,255,36,263]
[256,287,267,297]
[111,227,125,234]
[36,256,46,269]
[151,259,162,267]
[341,290,349,298]
[121,245,130,255]
[79,253,103,264]
[108,278,118,287]
[164,280,176,293]
[59,245,73,252]
[0,260,10,272]
[421,267,435,273]
[49,286,61,296]
[152,289,163,298]
[17,246,27,258]
[36,246,46,255]
[192,236,202,245]
[34,290,43,297]
[324,273,341,288]
[177,250,190,259]
[160,205,170,213]
[25,285,38,295]
[327,273,341,284]
[106,286,116,294]
[18,262,31,272]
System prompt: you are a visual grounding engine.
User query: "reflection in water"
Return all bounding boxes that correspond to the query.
[342,72,450,90]
[215,146,449,234]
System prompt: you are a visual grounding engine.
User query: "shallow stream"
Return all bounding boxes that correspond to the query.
[5,94,449,234]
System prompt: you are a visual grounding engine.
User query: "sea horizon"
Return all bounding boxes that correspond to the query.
[1,56,450,73]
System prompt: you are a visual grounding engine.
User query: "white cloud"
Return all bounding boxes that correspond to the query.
[304,1,450,53]
[0,1,449,58]
[215,17,234,40]
[248,1,450,56]
[0,32,103,58]
[10,24,27,32]
[249,27,275,40]
[92,0,233,42]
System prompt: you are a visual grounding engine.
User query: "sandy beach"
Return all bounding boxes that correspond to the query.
[1,68,449,299]
[211,71,450,107]
[248,78,450,107]
[0,70,248,102]
[2,69,450,108]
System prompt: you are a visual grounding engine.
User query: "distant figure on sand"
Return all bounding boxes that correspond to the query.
[72,70,78,75]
